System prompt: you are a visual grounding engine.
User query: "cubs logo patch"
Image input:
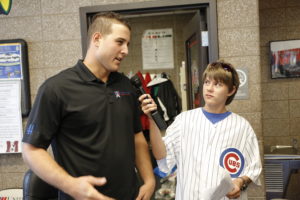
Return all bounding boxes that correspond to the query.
[219,148,244,178]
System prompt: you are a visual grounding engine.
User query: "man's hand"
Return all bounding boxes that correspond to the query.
[135,181,156,200]
[139,94,157,117]
[69,176,115,200]
[226,178,243,199]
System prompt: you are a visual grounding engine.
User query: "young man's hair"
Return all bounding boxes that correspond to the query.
[202,61,240,105]
[87,12,131,48]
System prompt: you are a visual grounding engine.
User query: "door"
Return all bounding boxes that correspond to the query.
[183,9,208,109]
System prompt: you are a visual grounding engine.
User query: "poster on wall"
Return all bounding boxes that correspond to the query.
[0,40,27,154]
[142,28,174,69]
[0,39,31,117]
[270,39,300,79]
[0,80,23,153]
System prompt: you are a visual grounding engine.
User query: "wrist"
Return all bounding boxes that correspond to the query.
[237,176,249,191]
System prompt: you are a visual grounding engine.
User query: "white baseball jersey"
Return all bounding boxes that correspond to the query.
[157,108,262,200]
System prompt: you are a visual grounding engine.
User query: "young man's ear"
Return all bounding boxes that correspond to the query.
[92,32,102,47]
[228,86,236,97]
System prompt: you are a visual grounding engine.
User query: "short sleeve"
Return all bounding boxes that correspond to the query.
[22,81,62,149]
[241,124,262,185]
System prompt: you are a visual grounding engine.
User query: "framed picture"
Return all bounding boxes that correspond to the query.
[0,39,31,117]
[270,39,300,79]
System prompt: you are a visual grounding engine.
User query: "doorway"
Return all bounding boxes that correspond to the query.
[79,0,218,110]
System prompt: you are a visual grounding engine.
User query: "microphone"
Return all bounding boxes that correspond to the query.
[130,74,168,131]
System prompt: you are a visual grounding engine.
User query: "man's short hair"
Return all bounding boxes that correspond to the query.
[87,12,131,48]
[202,61,240,105]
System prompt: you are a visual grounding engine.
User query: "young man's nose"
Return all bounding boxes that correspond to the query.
[121,45,129,56]
[206,83,214,91]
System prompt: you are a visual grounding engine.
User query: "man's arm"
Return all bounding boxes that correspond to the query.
[139,94,167,160]
[22,143,114,200]
[134,132,155,200]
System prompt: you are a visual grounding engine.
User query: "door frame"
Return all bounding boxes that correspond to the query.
[79,0,218,62]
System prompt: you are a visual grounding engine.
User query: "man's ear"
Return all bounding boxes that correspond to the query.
[92,32,102,47]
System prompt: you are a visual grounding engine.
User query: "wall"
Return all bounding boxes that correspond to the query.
[259,0,300,199]
[0,0,265,199]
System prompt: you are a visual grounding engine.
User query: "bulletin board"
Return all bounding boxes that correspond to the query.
[0,39,31,117]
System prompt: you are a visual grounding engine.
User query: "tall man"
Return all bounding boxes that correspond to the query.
[22,12,155,200]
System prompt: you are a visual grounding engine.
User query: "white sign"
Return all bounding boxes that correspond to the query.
[142,28,174,69]
[0,80,23,153]
[235,68,249,100]
[201,31,209,47]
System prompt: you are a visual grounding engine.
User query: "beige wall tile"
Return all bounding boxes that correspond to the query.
[29,68,46,95]
[218,28,260,57]
[41,0,92,14]
[286,26,300,40]
[260,47,271,83]
[1,172,24,189]
[0,174,2,188]
[262,82,289,100]
[42,40,82,68]
[0,154,27,173]
[290,118,300,136]
[262,100,289,119]
[259,0,286,9]
[285,7,300,26]
[263,118,290,137]
[259,27,287,47]
[0,0,41,17]
[289,82,300,99]
[290,100,300,118]
[286,0,300,6]
[27,42,44,69]
[42,14,81,41]
[259,8,286,28]
[217,0,259,29]
[0,16,42,42]
[264,136,291,147]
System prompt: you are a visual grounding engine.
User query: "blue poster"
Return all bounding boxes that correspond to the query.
[0,43,22,79]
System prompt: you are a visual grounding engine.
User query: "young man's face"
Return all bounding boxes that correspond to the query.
[96,23,130,73]
[203,77,234,109]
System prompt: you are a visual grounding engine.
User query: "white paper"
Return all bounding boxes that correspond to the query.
[201,31,209,47]
[201,168,234,200]
[0,80,23,153]
[142,28,174,69]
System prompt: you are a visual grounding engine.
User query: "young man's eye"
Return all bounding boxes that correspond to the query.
[215,82,223,87]
[204,80,210,85]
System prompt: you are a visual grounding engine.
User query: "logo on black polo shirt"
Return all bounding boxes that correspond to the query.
[114,91,130,98]
[26,123,35,135]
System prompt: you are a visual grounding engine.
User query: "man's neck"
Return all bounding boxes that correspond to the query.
[83,59,109,83]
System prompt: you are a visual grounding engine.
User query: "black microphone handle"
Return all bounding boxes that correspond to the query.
[151,110,168,130]
[140,88,167,130]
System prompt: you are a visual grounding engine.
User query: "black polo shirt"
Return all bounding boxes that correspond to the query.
[23,60,142,199]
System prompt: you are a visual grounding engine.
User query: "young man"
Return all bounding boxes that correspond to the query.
[22,12,155,200]
[140,61,262,199]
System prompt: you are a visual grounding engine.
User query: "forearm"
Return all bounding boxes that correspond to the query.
[149,119,167,160]
[135,133,155,184]
[22,143,75,195]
